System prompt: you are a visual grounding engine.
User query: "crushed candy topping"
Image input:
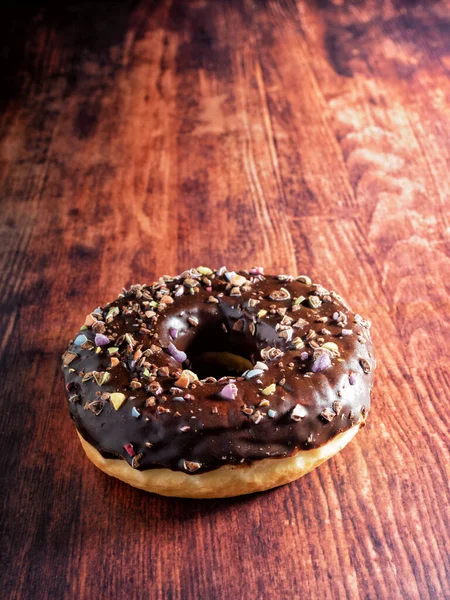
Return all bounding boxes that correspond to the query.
[311,352,332,373]
[62,267,375,474]
[110,393,127,410]
[219,383,238,400]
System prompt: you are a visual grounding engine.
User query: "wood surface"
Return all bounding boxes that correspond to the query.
[1,1,449,598]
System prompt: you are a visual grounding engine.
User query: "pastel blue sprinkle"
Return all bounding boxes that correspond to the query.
[245,369,264,380]
[268,409,277,418]
[132,407,141,418]
[173,396,185,402]
[74,334,88,346]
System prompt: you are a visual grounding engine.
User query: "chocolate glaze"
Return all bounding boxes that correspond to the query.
[62,268,375,474]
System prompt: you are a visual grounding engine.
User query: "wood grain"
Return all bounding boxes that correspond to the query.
[1,1,449,598]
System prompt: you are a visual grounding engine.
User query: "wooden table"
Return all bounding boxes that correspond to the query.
[1,1,449,598]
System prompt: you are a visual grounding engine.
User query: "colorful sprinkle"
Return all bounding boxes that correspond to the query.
[167,342,187,363]
[300,351,309,361]
[261,383,276,396]
[219,383,238,401]
[84,313,98,327]
[131,407,141,418]
[291,337,304,350]
[230,273,247,287]
[311,352,331,373]
[175,372,190,388]
[245,369,264,379]
[106,306,119,319]
[74,334,88,346]
[291,404,307,421]
[197,266,213,276]
[249,266,264,275]
[124,443,135,457]
[110,392,127,410]
[349,373,357,385]
[321,342,339,355]
[183,460,202,472]
[95,333,110,347]
[93,371,110,386]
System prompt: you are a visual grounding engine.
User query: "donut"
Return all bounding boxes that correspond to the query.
[62,267,375,498]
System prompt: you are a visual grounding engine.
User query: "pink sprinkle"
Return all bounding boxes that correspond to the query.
[169,328,178,339]
[349,373,357,385]
[167,342,187,363]
[124,443,135,457]
[311,352,331,373]
[219,383,238,401]
[95,333,110,346]
[249,266,264,275]
[300,351,309,361]
[206,286,212,292]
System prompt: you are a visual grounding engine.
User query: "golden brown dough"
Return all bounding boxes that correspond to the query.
[77,426,360,498]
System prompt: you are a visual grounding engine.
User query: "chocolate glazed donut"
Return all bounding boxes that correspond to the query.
[62,267,375,498]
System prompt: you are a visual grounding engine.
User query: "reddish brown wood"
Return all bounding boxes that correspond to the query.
[1,1,449,598]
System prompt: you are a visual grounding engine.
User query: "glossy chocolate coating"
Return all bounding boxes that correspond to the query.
[62,268,375,473]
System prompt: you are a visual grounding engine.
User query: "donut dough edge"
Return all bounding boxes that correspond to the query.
[77,425,360,498]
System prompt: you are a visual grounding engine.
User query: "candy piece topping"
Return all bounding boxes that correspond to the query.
[311,352,332,373]
[124,443,135,457]
[167,343,187,364]
[74,334,88,346]
[94,334,110,346]
[110,393,127,410]
[291,404,307,421]
[261,383,276,396]
[219,383,238,400]
[184,460,202,472]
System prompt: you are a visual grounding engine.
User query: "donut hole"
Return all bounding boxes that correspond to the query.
[186,322,257,379]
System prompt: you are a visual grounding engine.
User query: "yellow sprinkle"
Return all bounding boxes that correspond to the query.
[198,266,213,276]
[110,392,127,410]
[322,342,339,355]
[261,384,276,396]
[257,309,268,318]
